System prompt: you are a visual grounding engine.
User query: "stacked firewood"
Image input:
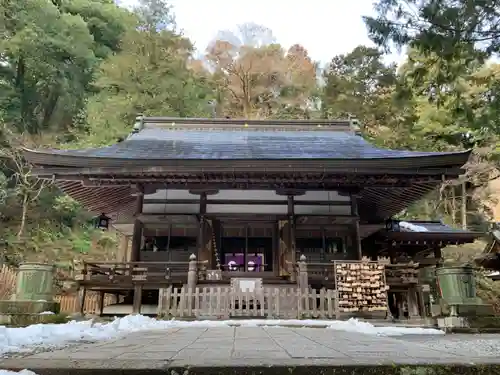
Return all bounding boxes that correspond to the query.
[384,262,419,286]
[336,262,389,312]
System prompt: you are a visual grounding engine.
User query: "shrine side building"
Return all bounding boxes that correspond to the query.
[23,117,481,295]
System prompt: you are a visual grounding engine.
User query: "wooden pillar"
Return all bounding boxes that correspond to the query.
[417,287,427,317]
[78,287,87,315]
[131,220,143,261]
[388,243,396,264]
[461,181,467,230]
[132,284,142,314]
[98,291,105,316]
[130,185,144,262]
[272,222,279,276]
[288,195,296,282]
[350,194,362,260]
[407,288,419,318]
[198,192,207,262]
[434,246,443,268]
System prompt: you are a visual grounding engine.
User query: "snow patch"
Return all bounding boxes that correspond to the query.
[0,315,444,355]
[0,370,37,375]
[399,221,429,232]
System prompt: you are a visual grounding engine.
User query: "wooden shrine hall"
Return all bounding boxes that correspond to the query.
[23,117,482,308]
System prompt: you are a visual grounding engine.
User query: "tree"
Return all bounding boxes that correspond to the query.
[81,26,211,145]
[134,0,175,31]
[205,23,317,119]
[396,49,500,152]
[0,0,131,135]
[0,125,50,239]
[322,46,397,131]
[364,0,500,59]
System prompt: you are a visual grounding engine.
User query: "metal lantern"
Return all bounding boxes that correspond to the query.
[95,213,110,230]
[385,219,400,232]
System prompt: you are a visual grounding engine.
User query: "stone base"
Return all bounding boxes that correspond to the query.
[0,299,60,325]
[437,316,469,332]
[0,299,60,314]
[437,315,500,333]
[432,302,495,317]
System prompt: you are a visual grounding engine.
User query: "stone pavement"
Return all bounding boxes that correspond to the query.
[3,327,500,374]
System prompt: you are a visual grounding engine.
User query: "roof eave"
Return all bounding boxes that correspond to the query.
[386,231,483,242]
[23,149,473,170]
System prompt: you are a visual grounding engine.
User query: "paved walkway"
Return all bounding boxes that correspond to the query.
[2,327,500,373]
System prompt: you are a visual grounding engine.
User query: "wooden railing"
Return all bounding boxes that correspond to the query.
[55,293,118,314]
[158,286,340,319]
[385,263,419,286]
[0,264,17,299]
[77,261,204,285]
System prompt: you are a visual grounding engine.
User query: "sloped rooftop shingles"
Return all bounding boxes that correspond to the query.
[34,129,468,160]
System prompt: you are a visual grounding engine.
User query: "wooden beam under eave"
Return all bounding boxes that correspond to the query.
[31,163,467,177]
[142,198,352,206]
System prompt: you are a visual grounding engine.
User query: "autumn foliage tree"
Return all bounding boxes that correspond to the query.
[205,23,317,119]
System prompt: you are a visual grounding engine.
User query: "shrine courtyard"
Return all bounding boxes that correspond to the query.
[3,326,500,375]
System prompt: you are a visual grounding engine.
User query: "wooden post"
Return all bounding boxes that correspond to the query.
[298,254,308,292]
[388,243,396,264]
[78,287,87,316]
[407,288,419,319]
[417,287,426,317]
[132,284,143,314]
[461,181,467,230]
[272,222,279,276]
[433,247,443,268]
[350,194,362,260]
[98,291,105,316]
[187,253,198,289]
[130,184,144,262]
[131,220,143,261]
[288,195,296,282]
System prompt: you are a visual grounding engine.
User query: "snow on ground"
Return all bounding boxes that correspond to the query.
[0,371,37,375]
[0,315,444,356]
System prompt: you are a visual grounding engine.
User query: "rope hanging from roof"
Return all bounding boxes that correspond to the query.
[210,220,222,271]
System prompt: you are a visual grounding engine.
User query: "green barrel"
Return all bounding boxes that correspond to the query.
[15,263,55,301]
[435,266,477,304]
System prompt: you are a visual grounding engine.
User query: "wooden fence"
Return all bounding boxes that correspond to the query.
[0,264,17,299]
[1,264,116,314]
[158,286,340,319]
[55,293,117,315]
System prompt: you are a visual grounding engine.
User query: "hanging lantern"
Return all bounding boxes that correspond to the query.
[95,213,110,230]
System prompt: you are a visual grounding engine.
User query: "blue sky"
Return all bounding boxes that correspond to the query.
[119,0,403,65]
